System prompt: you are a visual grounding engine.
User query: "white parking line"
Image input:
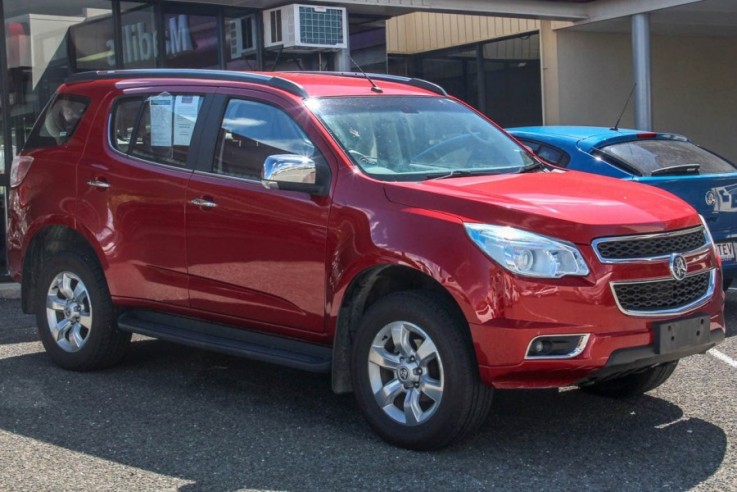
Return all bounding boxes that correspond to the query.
[709,348,737,368]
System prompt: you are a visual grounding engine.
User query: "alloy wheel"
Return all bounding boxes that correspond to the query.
[367,321,444,426]
[45,271,93,353]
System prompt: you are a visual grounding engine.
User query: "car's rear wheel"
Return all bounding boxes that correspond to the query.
[579,361,678,398]
[351,291,493,450]
[36,251,130,371]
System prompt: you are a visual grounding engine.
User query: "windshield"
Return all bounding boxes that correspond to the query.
[308,96,535,181]
[600,139,737,176]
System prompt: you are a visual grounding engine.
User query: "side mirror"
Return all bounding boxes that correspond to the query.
[261,154,328,196]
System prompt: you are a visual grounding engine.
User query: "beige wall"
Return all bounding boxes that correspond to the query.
[387,13,539,54]
[543,27,737,162]
[651,35,737,162]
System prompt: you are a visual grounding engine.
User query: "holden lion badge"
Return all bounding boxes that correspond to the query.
[669,253,688,281]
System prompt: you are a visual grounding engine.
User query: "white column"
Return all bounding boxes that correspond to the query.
[335,47,351,72]
[632,13,652,131]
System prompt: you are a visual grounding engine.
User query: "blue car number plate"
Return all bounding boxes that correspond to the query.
[716,242,735,262]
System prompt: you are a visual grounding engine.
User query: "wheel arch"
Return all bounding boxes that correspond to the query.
[21,224,107,314]
[330,264,468,394]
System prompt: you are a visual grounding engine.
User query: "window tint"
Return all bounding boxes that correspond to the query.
[24,94,89,149]
[111,98,144,154]
[111,93,204,167]
[537,144,568,167]
[601,140,737,176]
[521,140,541,153]
[214,99,317,180]
[518,138,569,167]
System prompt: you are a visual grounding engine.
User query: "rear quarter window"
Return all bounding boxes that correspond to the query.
[600,140,737,176]
[24,94,89,150]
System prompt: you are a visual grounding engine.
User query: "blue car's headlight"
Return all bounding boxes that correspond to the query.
[465,224,590,278]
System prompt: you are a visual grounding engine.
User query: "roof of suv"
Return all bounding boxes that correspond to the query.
[65,69,447,99]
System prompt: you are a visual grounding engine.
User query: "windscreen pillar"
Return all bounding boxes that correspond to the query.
[632,13,652,131]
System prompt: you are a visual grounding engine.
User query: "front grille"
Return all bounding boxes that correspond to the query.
[612,270,712,313]
[595,228,706,261]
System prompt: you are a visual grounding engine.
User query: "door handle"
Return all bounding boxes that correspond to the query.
[87,179,110,190]
[191,198,217,209]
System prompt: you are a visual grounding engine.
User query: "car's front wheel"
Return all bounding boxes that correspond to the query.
[579,361,678,398]
[36,251,130,371]
[351,291,493,450]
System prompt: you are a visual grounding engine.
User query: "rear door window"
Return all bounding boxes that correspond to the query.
[110,92,205,167]
[600,140,737,176]
[24,94,89,149]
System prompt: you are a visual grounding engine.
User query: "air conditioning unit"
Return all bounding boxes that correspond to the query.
[228,15,256,58]
[263,4,348,52]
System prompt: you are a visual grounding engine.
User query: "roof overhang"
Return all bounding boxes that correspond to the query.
[560,0,737,36]
[174,0,737,37]
[176,0,590,21]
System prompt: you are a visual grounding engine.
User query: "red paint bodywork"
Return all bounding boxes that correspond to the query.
[7,72,726,389]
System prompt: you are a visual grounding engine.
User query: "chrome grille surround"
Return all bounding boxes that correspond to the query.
[610,269,716,317]
[592,226,709,263]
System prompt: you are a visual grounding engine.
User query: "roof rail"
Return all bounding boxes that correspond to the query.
[65,69,308,98]
[288,71,448,96]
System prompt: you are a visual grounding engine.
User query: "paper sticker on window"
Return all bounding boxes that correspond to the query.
[174,95,201,146]
[150,94,173,147]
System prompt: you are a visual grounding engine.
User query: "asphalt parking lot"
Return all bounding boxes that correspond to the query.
[1,293,736,491]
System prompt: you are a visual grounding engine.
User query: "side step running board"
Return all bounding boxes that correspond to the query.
[117,310,332,373]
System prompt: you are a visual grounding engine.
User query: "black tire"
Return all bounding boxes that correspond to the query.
[579,361,678,398]
[351,291,493,450]
[35,251,130,371]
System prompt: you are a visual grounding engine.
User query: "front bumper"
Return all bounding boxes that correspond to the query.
[576,324,724,386]
[472,314,725,389]
[464,225,726,389]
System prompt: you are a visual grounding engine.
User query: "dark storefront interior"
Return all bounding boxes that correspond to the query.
[389,32,543,127]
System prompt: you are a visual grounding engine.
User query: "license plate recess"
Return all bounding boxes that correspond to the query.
[655,315,711,354]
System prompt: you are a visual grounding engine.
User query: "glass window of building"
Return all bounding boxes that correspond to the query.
[119,2,157,69]
[4,0,114,151]
[225,13,258,70]
[163,8,218,69]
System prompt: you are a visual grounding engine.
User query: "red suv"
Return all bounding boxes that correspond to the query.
[7,69,725,450]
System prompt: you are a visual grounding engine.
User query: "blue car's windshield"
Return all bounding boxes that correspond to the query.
[308,96,535,181]
[601,140,737,176]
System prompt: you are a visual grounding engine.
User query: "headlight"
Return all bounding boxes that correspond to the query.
[465,224,590,278]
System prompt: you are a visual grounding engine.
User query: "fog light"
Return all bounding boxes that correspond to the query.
[530,339,549,354]
[526,334,590,359]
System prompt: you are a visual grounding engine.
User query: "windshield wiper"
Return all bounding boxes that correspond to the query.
[650,164,700,176]
[424,170,483,180]
[518,160,546,173]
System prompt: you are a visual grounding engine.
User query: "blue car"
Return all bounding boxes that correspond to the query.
[508,126,737,288]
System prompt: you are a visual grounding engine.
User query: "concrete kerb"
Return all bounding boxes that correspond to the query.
[0,283,21,299]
